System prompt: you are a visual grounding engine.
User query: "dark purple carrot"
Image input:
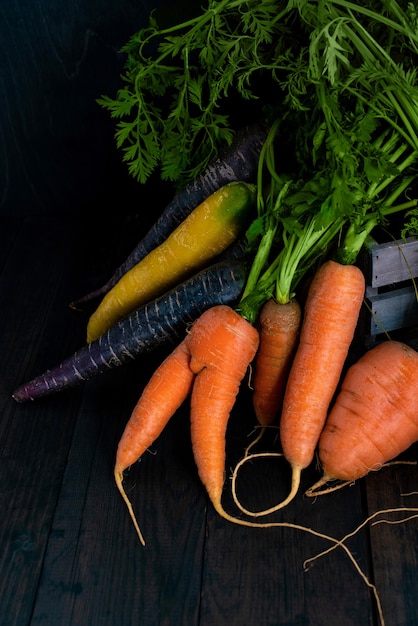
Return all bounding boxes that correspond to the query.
[70,123,268,309]
[13,257,249,402]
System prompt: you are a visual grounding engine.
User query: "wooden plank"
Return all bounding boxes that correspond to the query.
[0,217,89,626]
[1,213,209,626]
[198,389,375,626]
[356,236,418,345]
[361,237,418,288]
[366,286,418,336]
[364,447,418,626]
[30,359,207,626]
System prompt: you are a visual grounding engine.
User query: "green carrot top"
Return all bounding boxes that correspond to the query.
[100,0,418,325]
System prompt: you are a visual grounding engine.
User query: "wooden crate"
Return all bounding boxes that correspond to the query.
[357,236,418,346]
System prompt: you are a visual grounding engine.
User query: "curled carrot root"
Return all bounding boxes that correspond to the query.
[231,451,298,518]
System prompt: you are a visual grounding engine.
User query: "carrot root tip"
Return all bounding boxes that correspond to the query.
[114,469,146,546]
[305,476,352,497]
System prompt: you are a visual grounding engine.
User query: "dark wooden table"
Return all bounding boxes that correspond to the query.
[1,212,418,626]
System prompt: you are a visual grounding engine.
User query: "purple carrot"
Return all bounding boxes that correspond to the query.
[70,123,268,309]
[13,257,249,402]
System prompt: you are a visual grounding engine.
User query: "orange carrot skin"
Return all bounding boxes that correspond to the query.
[280,260,365,471]
[252,298,301,426]
[318,340,418,482]
[187,305,259,507]
[115,336,194,474]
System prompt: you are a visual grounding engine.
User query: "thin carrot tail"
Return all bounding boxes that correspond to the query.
[231,453,301,517]
[260,464,301,513]
[305,477,352,497]
[214,464,301,525]
[114,469,146,546]
[114,336,195,544]
[243,426,268,456]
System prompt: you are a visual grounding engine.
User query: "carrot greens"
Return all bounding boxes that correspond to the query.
[97,0,298,184]
[297,0,418,262]
[98,0,418,194]
[231,0,418,324]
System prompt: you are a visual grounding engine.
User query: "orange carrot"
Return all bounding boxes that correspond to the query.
[277,260,365,506]
[114,304,260,541]
[114,336,195,544]
[277,262,365,495]
[306,340,418,495]
[252,298,301,426]
[187,305,260,518]
[237,260,365,516]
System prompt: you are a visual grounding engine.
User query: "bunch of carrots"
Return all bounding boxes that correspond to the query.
[12,0,418,565]
[106,0,418,540]
[114,273,418,542]
[111,120,418,547]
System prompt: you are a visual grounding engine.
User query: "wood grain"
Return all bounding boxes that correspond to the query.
[0,217,417,626]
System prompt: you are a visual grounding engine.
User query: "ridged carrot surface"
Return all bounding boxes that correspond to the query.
[113,305,260,543]
[188,305,260,511]
[313,340,418,487]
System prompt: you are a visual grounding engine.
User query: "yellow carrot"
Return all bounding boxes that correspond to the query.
[87,181,255,342]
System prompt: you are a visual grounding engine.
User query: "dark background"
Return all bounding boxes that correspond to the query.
[0,0,180,218]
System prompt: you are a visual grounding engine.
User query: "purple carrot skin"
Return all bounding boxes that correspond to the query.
[71,124,268,308]
[12,257,249,402]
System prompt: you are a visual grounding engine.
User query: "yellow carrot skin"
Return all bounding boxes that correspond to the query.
[86,181,255,342]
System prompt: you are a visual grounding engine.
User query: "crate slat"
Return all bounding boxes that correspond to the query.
[366,285,418,336]
[362,236,418,288]
[357,236,418,345]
